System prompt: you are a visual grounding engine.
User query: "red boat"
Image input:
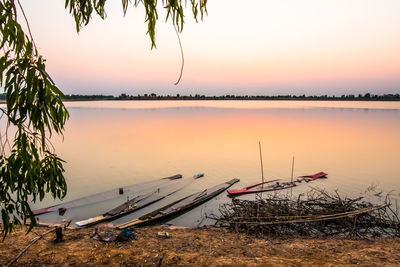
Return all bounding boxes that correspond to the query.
[227,172,327,196]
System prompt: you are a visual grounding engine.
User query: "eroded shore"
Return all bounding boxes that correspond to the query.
[1,225,399,266]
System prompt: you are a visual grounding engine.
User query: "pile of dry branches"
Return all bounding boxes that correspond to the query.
[211,189,400,238]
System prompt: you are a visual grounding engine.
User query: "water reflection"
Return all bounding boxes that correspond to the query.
[23,101,400,226]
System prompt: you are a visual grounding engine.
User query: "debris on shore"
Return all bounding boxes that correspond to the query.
[1,225,400,266]
[212,188,400,238]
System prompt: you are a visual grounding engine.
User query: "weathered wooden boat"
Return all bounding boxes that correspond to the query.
[162,174,183,180]
[75,186,182,227]
[116,178,240,229]
[227,172,327,196]
[32,174,182,216]
[193,173,204,179]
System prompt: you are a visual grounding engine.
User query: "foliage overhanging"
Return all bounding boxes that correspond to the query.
[0,0,207,238]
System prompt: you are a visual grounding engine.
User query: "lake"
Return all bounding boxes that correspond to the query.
[24,100,400,226]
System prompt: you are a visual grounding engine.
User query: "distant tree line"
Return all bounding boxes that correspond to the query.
[63,94,114,100]
[100,93,400,101]
[2,92,399,101]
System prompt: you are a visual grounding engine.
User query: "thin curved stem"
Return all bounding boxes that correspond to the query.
[16,0,36,48]
[173,23,184,85]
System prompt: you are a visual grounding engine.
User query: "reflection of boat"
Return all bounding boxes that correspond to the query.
[32,174,182,216]
[75,185,182,227]
[117,178,240,229]
[227,172,327,196]
[193,173,204,179]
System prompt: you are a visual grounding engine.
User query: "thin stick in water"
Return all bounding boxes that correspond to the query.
[290,156,295,197]
[259,141,265,199]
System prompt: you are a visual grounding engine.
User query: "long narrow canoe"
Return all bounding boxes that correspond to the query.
[75,186,182,227]
[117,178,240,229]
[32,174,182,216]
[227,172,327,196]
[193,173,204,179]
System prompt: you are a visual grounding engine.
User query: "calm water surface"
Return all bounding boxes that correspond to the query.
[27,100,400,226]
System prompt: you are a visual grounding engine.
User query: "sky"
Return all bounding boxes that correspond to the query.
[20,0,400,96]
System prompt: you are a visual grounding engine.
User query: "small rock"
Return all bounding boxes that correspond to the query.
[157,232,170,238]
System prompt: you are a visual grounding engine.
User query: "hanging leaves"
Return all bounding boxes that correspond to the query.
[0,0,69,238]
[0,0,208,239]
[65,0,208,49]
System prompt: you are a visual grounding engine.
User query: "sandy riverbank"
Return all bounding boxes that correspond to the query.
[1,225,399,266]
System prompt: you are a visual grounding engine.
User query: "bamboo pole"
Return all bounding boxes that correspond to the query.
[290,156,295,197]
[258,141,265,199]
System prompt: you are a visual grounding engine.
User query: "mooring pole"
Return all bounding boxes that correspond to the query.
[290,156,295,197]
[259,141,265,199]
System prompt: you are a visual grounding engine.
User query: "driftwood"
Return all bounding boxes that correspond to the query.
[7,228,56,267]
[7,220,71,266]
[210,188,400,238]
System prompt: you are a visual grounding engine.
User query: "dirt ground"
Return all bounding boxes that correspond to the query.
[1,225,400,266]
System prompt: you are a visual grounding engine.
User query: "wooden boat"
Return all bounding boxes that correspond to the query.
[116,178,240,229]
[162,174,182,180]
[75,186,182,227]
[75,174,203,227]
[227,172,327,196]
[193,173,204,179]
[32,174,182,216]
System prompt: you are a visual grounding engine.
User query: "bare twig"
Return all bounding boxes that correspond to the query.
[212,188,400,238]
[7,227,56,266]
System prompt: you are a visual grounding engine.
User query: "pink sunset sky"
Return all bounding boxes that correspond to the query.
[21,0,400,96]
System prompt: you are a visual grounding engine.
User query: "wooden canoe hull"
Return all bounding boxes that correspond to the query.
[117,178,240,229]
[75,185,185,227]
[227,172,327,196]
[32,174,183,216]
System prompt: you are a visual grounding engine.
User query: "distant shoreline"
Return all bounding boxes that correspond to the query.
[62,95,400,102]
[1,95,399,103]
[62,98,400,102]
[62,93,400,102]
[61,99,400,103]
